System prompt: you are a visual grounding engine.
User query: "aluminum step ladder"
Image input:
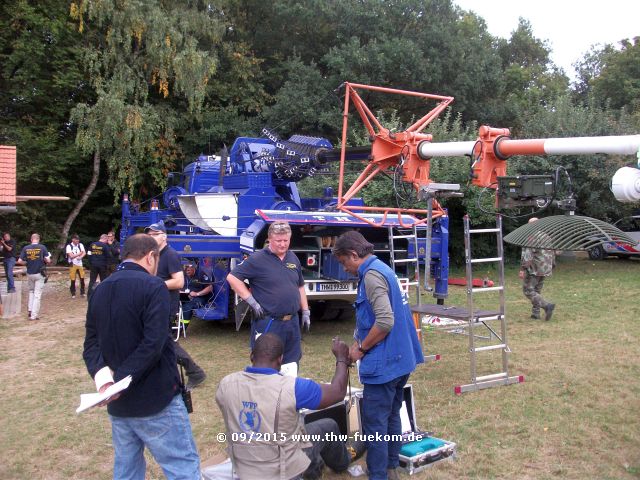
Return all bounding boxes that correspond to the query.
[455,214,523,394]
[387,224,423,304]
[388,224,442,362]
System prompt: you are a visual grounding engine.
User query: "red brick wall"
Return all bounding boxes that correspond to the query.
[0,145,17,204]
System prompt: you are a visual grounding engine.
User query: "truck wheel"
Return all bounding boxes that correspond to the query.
[588,245,607,261]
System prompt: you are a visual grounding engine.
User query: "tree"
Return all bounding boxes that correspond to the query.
[0,0,94,250]
[589,37,640,112]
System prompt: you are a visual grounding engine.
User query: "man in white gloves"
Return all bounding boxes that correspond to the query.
[227,221,310,373]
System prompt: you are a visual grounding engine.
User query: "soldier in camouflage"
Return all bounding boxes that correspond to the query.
[519,217,556,321]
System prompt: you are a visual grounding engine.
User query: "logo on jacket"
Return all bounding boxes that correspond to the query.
[286,263,297,270]
[238,401,261,432]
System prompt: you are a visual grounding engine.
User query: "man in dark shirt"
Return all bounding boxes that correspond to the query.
[145,221,206,390]
[83,233,200,479]
[106,230,121,275]
[0,231,17,293]
[227,221,310,373]
[87,233,112,299]
[17,233,51,320]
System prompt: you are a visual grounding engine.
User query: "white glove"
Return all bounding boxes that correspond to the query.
[301,309,311,332]
[246,295,265,319]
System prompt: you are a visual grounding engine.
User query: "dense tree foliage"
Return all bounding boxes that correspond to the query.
[1,0,638,258]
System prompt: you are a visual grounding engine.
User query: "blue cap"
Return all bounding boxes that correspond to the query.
[144,220,166,233]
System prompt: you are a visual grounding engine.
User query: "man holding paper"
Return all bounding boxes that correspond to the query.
[83,233,200,480]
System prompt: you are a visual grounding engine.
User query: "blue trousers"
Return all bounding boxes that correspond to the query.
[362,374,409,480]
[3,257,16,291]
[110,394,200,480]
[250,314,302,364]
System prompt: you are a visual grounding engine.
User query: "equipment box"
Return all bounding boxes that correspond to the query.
[354,384,456,475]
[300,387,363,437]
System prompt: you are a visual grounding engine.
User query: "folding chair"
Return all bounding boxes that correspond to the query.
[173,303,187,341]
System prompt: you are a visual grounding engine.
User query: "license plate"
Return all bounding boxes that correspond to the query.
[317,282,352,291]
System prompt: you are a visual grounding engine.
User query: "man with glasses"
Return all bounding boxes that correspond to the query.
[227,221,311,375]
[83,233,200,479]
[145,221,206,390]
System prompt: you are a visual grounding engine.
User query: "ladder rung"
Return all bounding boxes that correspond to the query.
[475,372,508,382]
[469,228,501,234]
[391,235,415,239]
[471,286,503,293]
[473,344,506,352]
[470,257,502,264]
[392,258,417,264]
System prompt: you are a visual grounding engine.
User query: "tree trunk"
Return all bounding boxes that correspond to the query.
[52,151,101,264]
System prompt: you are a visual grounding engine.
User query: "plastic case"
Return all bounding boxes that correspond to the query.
[354,384,456,475]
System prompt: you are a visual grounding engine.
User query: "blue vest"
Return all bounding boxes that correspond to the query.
[355,256,424,384]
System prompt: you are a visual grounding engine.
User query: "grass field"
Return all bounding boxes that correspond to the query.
[0,256,638,479]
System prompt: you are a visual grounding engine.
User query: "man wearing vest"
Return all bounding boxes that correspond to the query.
[216,333,360,480]
[333,231,424,480]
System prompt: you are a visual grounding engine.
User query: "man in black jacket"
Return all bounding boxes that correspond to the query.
[83,234,200,479]
[87,233,112,299]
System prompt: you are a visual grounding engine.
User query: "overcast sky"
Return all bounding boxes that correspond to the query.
[453,0,639,79]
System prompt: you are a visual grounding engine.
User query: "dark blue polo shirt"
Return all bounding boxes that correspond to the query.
[83,261,179,417]
[19,243,49,274]
[245,366,322,410]
[231,247,304,316]
[88,241,112,267]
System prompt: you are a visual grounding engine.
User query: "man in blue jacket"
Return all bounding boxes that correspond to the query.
[83,233,200,479]
[333,231,424,480]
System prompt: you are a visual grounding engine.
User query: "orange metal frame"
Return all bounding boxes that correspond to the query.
[336,83,453,227]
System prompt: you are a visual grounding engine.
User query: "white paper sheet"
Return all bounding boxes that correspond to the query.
[76,375,132,413]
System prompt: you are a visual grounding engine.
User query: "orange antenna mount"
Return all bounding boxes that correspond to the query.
[336,83,453,226]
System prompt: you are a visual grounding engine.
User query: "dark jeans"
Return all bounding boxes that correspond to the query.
[181,297,205,321]
[3,257,16,291]
[362,374,410,480]
[298,418,350,480]
[87,265,109,299]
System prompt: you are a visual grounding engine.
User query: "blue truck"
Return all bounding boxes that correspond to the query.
[120,131,449,323]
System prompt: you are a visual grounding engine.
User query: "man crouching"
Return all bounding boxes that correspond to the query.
[216,333,362,479]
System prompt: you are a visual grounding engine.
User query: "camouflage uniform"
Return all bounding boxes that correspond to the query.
[521,246,555,318]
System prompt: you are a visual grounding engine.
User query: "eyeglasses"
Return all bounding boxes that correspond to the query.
[148,232,165,236]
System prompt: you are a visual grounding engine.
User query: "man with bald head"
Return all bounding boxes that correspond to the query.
[216,333,359,480]
[519,217,556,321]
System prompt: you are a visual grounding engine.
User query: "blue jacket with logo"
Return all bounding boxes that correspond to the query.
[355,256,424,384]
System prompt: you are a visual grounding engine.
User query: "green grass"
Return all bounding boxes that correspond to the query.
[0,257,638,479]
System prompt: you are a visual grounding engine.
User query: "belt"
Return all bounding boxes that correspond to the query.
[272,314,293,321]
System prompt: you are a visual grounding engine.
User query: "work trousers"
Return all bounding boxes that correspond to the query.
[362,374,410,480]
[27,273,45,319]
[522,274,550,316]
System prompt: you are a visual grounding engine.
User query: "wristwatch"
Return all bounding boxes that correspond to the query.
[358,345,369,355]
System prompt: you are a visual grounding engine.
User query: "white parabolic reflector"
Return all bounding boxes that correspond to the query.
[177,194,238,235]
[611,167,640,203]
